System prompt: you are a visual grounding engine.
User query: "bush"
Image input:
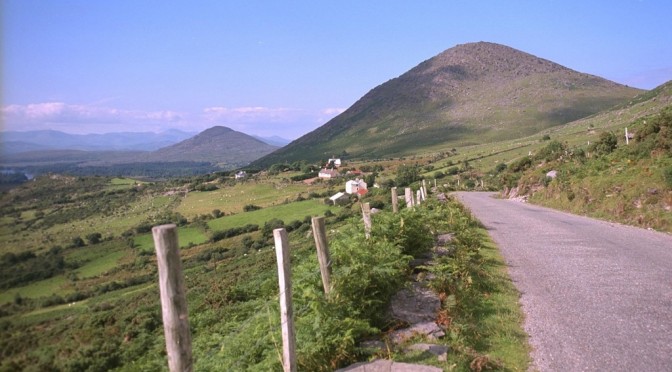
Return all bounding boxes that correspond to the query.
[243,204,262,212]
[395,164,420,187]
[508,157,532,173]
[589,131,618,155]
[664,166,672,188]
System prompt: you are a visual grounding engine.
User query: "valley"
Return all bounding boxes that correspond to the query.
[1,41,670,371]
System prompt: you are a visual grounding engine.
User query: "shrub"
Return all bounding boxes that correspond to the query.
[243,204,262,212]
[663,166,672,188]
[395,164,420,187]
[589,131,618,155]
[508,157,532,173]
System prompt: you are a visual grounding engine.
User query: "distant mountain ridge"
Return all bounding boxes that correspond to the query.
[1,126,278,174]
[255,42,643,165]
[1,129,196,155]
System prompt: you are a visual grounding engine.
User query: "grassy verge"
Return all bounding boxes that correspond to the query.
[390,201,530,371]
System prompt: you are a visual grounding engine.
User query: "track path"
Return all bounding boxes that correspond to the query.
[455,192,672,371]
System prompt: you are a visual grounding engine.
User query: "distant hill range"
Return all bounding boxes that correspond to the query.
[1,126,278,175]
[254,42,643,166]
[1,129,196,154]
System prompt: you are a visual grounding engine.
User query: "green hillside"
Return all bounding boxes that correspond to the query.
[493,81,672,232]
[255,42,641,165]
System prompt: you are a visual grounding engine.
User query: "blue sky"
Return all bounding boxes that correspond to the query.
[2,1,671,139]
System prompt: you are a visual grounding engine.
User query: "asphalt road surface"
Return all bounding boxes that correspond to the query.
[455,192,672,372]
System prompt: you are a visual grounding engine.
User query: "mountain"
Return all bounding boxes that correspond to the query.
[0,129,196,155]
[254,42,643,166]
[145,126,278,168]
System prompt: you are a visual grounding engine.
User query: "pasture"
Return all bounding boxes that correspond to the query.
[175,180,330,218]
[207,199,339,231]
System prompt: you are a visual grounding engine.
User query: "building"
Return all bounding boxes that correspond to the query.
[345,178,368,195]
[318,168,340,179]
[326,158,342,168]
[235,171,247,180]
[329,192,349,205]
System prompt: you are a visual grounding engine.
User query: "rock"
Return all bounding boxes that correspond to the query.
[390,321,445,344]
[546,170,557,179]
[336,359,442,372]
[406,343,449,362]
[360,340,387,353]
[390,282,441,324]
[436,234,453,246]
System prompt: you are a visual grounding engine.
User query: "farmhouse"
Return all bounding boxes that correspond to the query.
[326,158,342,168]
[345,178,368,195]
[318,168,340,179]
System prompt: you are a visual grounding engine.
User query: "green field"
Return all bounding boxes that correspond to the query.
[175,181,329,218]
[207,199,339,231]
[133,226,209,252]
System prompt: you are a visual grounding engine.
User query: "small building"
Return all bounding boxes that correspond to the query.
[235,171,247,180]
[345,178,368,195]
[327,158,342,168]
[318,168,340,179]
[329,192,349,205]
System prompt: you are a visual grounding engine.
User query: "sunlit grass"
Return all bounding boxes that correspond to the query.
[207,199,339,231]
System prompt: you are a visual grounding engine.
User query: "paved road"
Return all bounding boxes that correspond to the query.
[455,192,672,372]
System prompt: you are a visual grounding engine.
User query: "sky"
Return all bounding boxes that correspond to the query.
[2,1,671,139]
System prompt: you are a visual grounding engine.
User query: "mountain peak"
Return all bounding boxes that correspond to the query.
[254,42,642,166]
[149,126,277,168]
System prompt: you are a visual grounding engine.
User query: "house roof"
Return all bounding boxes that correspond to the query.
[329,192,346,201]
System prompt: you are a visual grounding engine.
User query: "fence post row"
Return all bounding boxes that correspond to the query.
[273,228,297,372]
[391,187,399,213]
[152,224,193,372]
[311,217,332,295]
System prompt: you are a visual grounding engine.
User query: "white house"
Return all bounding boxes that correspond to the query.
[326,158,342,168]
[235,171,247,179]
[345,178,368,195]
[318,168,340,179]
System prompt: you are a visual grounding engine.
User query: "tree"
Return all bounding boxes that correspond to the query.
[589,131,618,155]
[395,164,420,187]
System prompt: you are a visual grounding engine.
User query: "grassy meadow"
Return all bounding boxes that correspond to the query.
[0,168,532,371]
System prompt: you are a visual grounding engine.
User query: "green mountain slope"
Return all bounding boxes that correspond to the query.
[255,42,642,165]
[502,81,672,232]
[138,126,278,168]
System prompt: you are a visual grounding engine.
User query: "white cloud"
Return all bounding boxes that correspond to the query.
[202,106,302,123]
[1,102,187,133]
[1,102,348,138]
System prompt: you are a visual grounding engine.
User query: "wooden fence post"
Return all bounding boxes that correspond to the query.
[273,228,297,372]
[361,202,372,238]
[311,217,332,295]
[391,187,398,213]
[422,180,427,200]
[152,224,193,372]
[405,187,413,208]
